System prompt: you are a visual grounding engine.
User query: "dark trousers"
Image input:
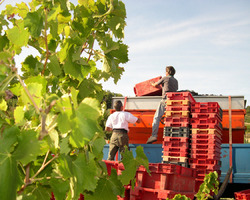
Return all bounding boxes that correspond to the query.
[108,129,129,160]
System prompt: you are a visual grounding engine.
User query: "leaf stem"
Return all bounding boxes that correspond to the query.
[15,73,40,113]
[31,154,59,180]
[41,7,50,75]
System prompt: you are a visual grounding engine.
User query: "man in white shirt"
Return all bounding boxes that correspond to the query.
[105,100,140,160]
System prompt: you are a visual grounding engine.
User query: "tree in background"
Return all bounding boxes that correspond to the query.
[0,0,149,199]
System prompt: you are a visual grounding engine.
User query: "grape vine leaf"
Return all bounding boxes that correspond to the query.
[24,11,43,38]
[13,130,42,166]
[85,169,124,200]
[72,152,99,198]
[0,126,20,200]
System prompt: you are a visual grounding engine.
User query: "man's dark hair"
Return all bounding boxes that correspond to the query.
[166,66,176,76]
[114,100,123,111]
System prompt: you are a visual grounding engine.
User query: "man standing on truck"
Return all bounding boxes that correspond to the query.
[146,66,178,144]
[105,100,140,160]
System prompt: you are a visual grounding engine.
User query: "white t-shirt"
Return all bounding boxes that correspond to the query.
[106,111,138,132]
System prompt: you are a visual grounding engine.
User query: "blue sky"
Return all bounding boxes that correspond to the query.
[1,0,250,106]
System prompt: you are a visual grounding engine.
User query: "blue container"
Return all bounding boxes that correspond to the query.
[103,144,250,183]
[220,144,250,183]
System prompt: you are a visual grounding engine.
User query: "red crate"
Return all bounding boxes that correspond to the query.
[191,133,222,141]
[163,146,189,152]
[162,156,188,163]
[235,189,250,200]
[163,136,189,143]
[191,128,222,136]
[190,138,222,145]
[165,117,190,123]
[191,123,222,130]
[104,160,124,175]
[163,140,189,148]
[190,153,221,160]
[190,148,221,155]
[134,76,162,96]
[189,158,221,165]
[166,92,196,103]
[162,151,189,157]
[191,117,222,126]
[165,110,190,117]
[134,163,196,192]
[191,143,221,150]
[165,105,190,111]
[191,102,222,115]
[166,100,191,106]
[165,121,190,127]
[189,163,221,171]
[191,112,222,121]
[130,187,196,200]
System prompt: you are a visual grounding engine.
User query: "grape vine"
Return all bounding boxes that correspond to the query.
[0,0,149,199]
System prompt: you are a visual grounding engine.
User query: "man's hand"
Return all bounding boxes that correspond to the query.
[151,81,156,87]
[105,127,112,132]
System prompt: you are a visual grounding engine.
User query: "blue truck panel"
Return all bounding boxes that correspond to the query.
[103,144,250,183]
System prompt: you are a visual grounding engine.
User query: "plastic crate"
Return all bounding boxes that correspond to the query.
[189,158,221,165]
[191,122,222,130]
[190,138,222,145]
[165,105,190,111]
[191,128,222,136]
[191,102,222,116]
[164,127,191,137]
[133,163,196,192]
[162,140,189,148]
[130,187,195,200]
[166,100,191,106]
[166,92,196,103]
[190,153,221,160]
[104,160,124,176]
[190,148,221,155]
[165,121,190,127]
[163,146,189,152]
[163,136,189,143]
[162,150,189,157]
[165,117,190,123]
[235,189,250,200]
[191,132,222,141]
[162,156,188,163]
[191,112,222,121]
[191,142,221,150]
[165,110,190,117]
[134,76,162,96]
[162,161,189,168]
[189,163,221,171]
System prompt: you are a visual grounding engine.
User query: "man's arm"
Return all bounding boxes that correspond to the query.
[105,126,112,132]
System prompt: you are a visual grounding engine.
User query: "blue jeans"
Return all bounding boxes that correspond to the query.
[152,99,166,137]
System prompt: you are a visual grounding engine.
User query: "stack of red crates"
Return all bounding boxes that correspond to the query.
[162,92,196,167]
[190,102,223,191]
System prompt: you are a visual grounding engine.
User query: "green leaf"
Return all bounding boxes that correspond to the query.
[20,82,43,106]
[48,54,62,76]
[60,136,71,155]
[13,130,42,165]
[58,113,71,134]
[78,98,101,121]
[48,129,59,152]
[89,137,105,158]
[85,169,124,200]
[63,58,83,81]
[72,152,99,197]
[31,185,52,200]
[0,98,8,111]
[6,24,29,47]
[24,11,43,38]
[0,126,20,200]
[54,154,73,178]
[50,178,70,200]
[16,2,29,18]
[22,55,43,76]
[14,106,25,124]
